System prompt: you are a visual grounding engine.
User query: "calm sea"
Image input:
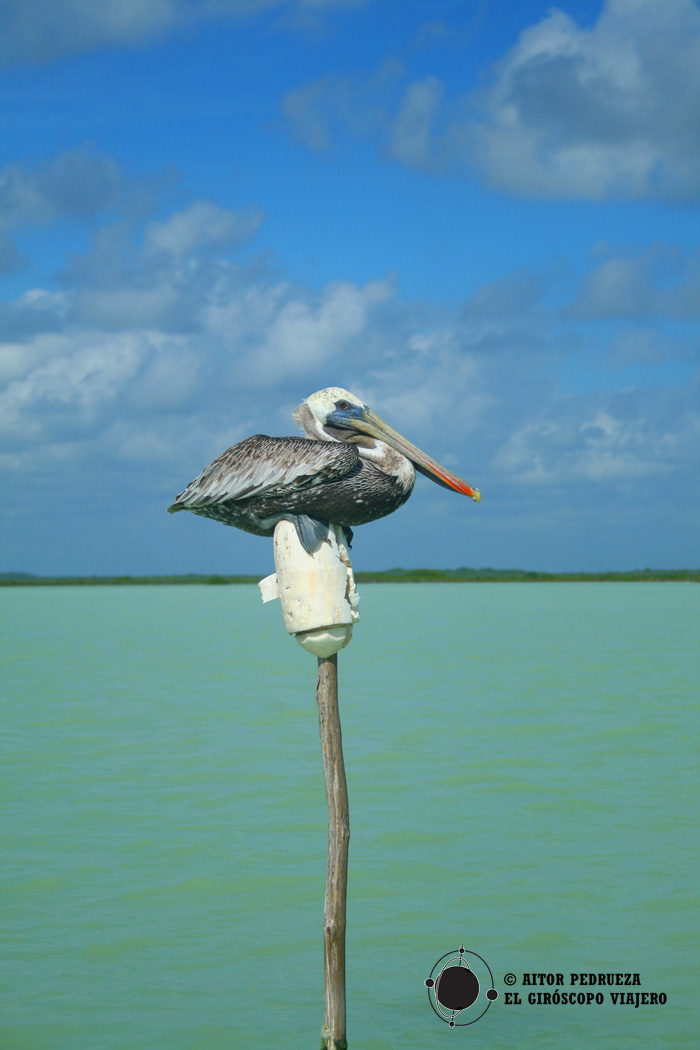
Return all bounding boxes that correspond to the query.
[2,583,698,1049]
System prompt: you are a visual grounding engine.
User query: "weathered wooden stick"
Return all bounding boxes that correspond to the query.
[316,653,349,1050]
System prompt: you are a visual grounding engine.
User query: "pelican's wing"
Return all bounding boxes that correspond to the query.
[168,435,359,511]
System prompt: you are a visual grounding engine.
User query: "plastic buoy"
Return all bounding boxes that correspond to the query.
[258,521,360,657]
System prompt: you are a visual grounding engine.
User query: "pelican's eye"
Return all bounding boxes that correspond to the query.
[335,400,351,411]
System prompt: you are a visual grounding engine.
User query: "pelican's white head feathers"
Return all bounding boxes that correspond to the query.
[293,387,365,439]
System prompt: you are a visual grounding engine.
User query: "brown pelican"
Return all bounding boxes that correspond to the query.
[168,387,480,551]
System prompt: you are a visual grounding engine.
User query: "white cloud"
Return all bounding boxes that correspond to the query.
[74,284,185,331]
[0,288,70,343]
[387,77,445,170]
[127,335,201,409]
[283,0,700,202]
[467,0,700,201]
[282,58,403,152]
[144,202,264,257]
[0,0,367,70]
[0,331,151,437]
[605,326,697,364]
[0,147,136,231]
[0,146,159,274]
[360,329,487,442]
[0,153,397,465]
[241,277,394,384]
[491,392,698,485]
[568,246,700,318]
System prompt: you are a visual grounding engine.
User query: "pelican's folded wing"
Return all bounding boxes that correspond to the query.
[168,435,360,511]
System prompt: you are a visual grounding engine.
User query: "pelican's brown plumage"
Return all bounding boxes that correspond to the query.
[168,387,480,551]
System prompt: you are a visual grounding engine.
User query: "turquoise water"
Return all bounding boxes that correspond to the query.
[2,583,698,1049]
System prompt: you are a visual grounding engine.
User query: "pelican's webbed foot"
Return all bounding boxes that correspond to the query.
[260,513,337,553]
[291,514,330,554]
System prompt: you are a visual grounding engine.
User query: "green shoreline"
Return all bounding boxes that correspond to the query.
[1,568,697,586]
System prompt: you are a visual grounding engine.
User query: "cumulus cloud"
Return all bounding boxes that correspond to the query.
[0,146,159,273]
[491,385,699,486]
[0,151,396,477]
[144,202,265,257]
[238,277,394,384]
[568,246,700,319]
[0,148,137,227]
[605,326,697,364]
[0,0,367,70]
[388,76,447,171]
[282,58,403,152]
[283,0,700,201]
[0,330,151,440]
[467,0,700,201]
[0,288,70,342]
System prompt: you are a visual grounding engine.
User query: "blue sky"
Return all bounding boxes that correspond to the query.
[1,0,698,575]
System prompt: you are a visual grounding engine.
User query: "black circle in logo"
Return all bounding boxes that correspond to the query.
[436,965,480,1010]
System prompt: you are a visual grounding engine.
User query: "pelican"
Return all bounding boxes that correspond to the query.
[168,387,480,551]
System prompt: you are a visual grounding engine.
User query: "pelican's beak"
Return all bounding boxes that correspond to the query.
[347,406,481,503]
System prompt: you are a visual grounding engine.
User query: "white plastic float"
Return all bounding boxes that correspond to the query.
[258,521,360,657]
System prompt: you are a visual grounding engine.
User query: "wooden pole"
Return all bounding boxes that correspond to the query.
[316,653,349,1050]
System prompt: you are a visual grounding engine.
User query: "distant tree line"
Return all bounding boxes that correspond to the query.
[1,569,697,586]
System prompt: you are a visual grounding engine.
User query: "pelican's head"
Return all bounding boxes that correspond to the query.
[295,387,481,502]
[303,387,365,430]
